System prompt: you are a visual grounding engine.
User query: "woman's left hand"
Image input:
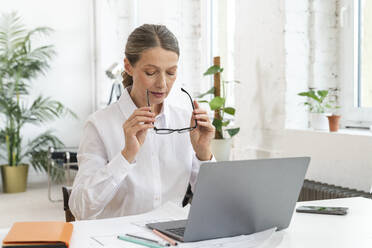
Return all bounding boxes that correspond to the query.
[190,100,215,161]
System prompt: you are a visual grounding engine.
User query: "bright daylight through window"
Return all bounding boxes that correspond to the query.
[359,0,372,108]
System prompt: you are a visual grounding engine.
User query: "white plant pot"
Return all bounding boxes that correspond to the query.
[310,113,329,130]
[210,138,232,161]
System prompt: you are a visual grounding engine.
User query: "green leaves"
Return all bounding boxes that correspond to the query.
[24,95,77,125]
[23,130,65,182]
[209,96,225,110]
[298,89,338,114]
[223,107,236,115]
[0,13,55,81]
[203,65,224,76]
[197,87,214,98]
[211,119,240,139]
[298,91,320,103]
[199,62,240,138]
[227,128,240,137]
[0,12,76,180]
[212,119,223,133]
[298,90,329,103]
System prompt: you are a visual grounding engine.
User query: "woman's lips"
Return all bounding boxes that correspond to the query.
[150,91,165,98]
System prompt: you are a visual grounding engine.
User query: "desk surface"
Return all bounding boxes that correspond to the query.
[1,197,371,247]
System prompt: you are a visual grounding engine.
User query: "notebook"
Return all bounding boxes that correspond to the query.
[2,222,73,248]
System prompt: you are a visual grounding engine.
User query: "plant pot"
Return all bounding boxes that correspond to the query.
[327,115,341,132]
[1,164,29,193]
[210,138,232,161]
[310,113,329,130]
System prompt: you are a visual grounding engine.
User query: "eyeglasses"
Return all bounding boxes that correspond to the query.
[147,88,197,134]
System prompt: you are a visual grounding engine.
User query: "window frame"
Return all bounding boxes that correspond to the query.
[339,0,372,127]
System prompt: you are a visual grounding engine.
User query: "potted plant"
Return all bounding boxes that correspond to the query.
[327,103,341,132]
[197,56,240,161]
[327,115,341,132]
[0,12,76,193]
[298,89,339,130]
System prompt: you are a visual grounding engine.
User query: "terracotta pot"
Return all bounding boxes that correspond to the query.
[327,115,341,132]
[1,164,29,193]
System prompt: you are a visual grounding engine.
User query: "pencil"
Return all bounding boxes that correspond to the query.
[152,229,178,246]
[117,235,164,248]
[126,233,170,246]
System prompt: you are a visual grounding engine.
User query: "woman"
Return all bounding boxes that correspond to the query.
[69,24,215,220]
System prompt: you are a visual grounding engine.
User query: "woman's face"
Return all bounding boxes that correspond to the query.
[125,46,179,106]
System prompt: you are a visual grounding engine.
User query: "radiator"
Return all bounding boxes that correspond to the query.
[298,179,372,201]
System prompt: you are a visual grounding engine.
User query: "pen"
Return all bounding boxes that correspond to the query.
[117,235,164,248]
[90,236,104,246]
[152,229,178,246]
[126,233,170,246]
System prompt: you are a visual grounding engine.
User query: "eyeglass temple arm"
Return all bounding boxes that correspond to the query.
[146,90,150,108]
[181,88,197,126]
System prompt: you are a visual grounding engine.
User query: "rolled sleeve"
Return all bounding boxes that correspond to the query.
[106,152,136,185]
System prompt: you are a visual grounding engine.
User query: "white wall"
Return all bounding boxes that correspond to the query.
[233,0,372,192]
[94,0,207,111]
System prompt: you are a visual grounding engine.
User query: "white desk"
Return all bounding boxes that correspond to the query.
[1,197,371,247]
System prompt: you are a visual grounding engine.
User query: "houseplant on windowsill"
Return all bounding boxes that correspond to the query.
[298,89,339,131]
[197,56,240,161]
[327,103,341,132]
[0,12,76,193]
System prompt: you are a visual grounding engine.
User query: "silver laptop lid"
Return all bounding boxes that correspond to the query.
[183,157,310,242]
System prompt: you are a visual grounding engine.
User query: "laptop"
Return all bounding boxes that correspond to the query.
[146,157,310,242]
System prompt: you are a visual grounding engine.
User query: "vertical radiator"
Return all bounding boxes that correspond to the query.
[298,179,372,201]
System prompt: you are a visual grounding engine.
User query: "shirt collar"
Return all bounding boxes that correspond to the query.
[118,87,138,118]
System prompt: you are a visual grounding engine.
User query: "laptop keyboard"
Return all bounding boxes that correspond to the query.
[166,227,185,237]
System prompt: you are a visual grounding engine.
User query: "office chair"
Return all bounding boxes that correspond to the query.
[62,186,75,222]
[47,147,78,202]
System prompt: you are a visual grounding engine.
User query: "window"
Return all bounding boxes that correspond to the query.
[339,0,372,127]
[358,0,372,108]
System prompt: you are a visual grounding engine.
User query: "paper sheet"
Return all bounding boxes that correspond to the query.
[90,226,277,248]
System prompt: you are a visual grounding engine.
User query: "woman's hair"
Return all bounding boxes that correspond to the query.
[122,24,180,88]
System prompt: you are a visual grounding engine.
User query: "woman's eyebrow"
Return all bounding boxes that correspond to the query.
[143,64,159,69]
[143,64,178,69]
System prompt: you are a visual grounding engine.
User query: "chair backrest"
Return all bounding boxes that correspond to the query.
[62,186,75,222]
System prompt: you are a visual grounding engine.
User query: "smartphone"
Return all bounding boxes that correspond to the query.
[296,206,348,215]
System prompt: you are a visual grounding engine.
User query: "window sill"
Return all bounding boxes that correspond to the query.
[285,127,372,137]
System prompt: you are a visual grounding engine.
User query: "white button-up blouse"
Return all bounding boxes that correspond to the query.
[69,88,213,220]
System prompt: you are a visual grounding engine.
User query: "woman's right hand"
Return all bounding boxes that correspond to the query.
[121,106,155,163]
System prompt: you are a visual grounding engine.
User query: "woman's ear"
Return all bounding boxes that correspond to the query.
[124,58,133,76]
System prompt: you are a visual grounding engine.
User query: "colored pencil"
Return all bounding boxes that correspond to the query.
[152,229,178,246]
[117,235,164,248]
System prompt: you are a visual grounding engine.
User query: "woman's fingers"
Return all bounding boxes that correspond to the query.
[127,116,155,127]
[124,121,153,134]
[193,109,207,114]
[196,119,215,129]
[193,114,210,122]
[131,123,154,134]
[194,100,200,109]
[127,108,154,121]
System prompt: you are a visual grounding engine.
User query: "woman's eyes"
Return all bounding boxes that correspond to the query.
[145,71,156,76]
[145,71,176,76]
